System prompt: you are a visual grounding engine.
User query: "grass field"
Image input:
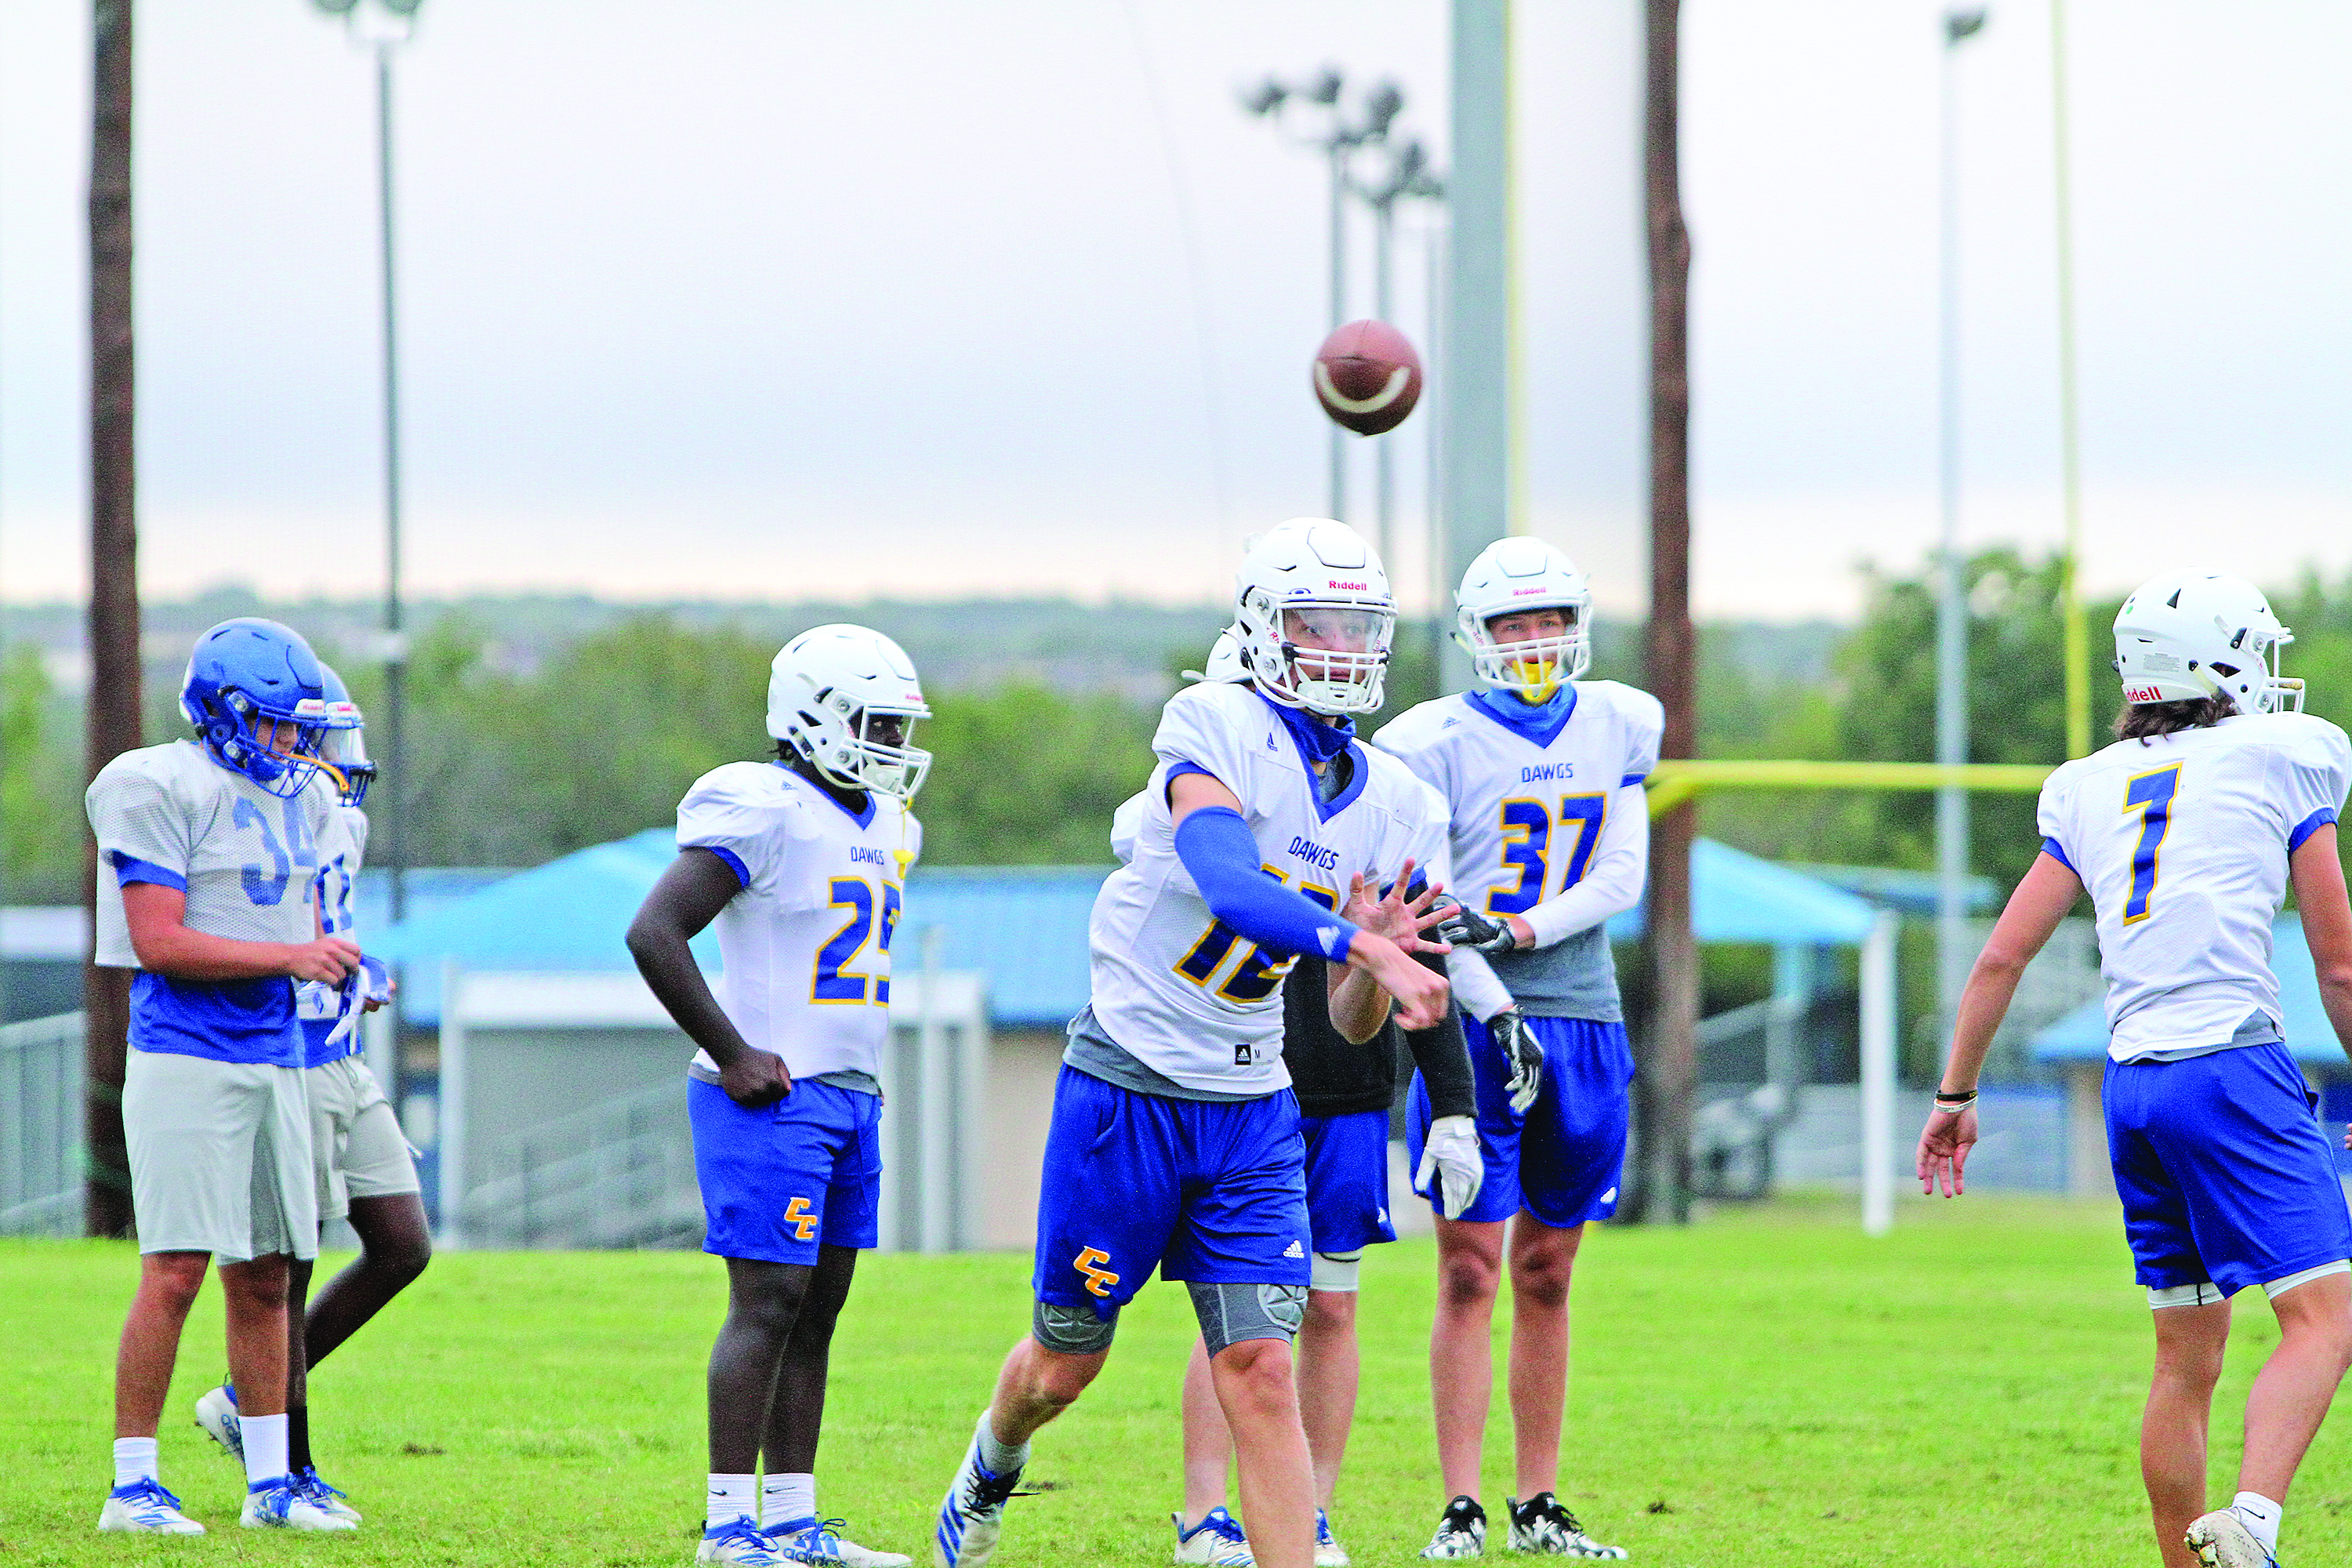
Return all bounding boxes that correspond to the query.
[12,1195,2352,1567]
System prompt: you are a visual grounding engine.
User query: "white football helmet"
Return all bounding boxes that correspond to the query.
[1181,626,1250,685]
[767,624,934,798]
[1233,519,1395,715]
[2113,570,2301,716]
[1456,536,1592,702]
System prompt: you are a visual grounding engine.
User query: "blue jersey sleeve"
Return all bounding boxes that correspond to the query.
[1174,807,1359,964]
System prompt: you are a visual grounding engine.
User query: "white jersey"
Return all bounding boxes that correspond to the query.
[296,800,371,1042]
[1374,681,1662,1019]
[2038,711,2350,1062]
[676,760,922,1081]
[1087,680,1439,1096]
[89,739,337,967]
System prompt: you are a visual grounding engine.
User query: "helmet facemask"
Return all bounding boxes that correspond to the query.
[309,704,376,806]
[1468,603,1590,704]
[791,688,933,800]
[198,690,347,800]
[1239,593,1393,716]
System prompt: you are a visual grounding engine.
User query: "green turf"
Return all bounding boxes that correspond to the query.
[11,1195,2352,1566]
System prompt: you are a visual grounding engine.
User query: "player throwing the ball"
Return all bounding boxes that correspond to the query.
[631,626,931,1568]
[931,521,1451,1568]
[1921,572,2352,1568]
[1376,538,1661,1560]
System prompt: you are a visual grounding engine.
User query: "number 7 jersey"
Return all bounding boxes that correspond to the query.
[675,760,922,1081]
[2037,711,2350,1062]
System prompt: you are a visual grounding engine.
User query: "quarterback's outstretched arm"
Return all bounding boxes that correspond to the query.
[628,848,790,1107]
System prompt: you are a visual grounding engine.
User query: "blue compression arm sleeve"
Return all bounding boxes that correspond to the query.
[1174,806,1359,964]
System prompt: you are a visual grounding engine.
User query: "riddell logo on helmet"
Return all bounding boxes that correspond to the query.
[1511,587,1548,597]
[2125,684,2165,702]
[1326,579,1368,591]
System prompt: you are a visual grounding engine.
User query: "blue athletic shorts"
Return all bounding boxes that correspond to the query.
[1300,1108,1396,1255]
[689,1076,882,1265]
[2105,1042,2352,1298]
[1406,1014,1634,1228]
[1032,1065,1311,1316]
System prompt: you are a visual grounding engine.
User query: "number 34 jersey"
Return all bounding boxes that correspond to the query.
[676,761,923,1082]
[2038,711,2350,1062]
[1088,681,1444,1098]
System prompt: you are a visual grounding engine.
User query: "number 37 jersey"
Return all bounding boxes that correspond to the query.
[1087,681,1444,1098]
[2038,712,2350,1062]
[676,761,922,1081]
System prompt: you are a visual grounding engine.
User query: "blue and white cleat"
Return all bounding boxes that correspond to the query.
[97,1478,205,1534]
[241,1475,358,1531]
[2187,1510,2279,1568]
[1172,1506,1254,1566]
[933,1417,1022,1568]
[769,1517,909,1568]
[1314,1508,1350,1568]
[296,1466,363,1525]
[699,1515,791,1566]
[194,1383,242,1463]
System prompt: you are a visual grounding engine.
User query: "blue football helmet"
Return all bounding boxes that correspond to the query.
[178,619,357,799]
[311,662,375,807]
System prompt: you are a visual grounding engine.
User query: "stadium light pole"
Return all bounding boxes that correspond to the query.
[1240,69,1403,523]
[311,0,419,930]
[2051,0,2089,757]
[1355,133,1444,587]
[1936,8,1987,1064]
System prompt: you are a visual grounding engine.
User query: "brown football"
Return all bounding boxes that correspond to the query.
[1312,318,1423,436]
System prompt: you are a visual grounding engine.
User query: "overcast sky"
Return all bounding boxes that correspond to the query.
[2,1,2347,622]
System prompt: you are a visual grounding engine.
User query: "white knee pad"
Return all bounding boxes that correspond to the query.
[1309,1250,1362,1293]
[2148,1280,2227,1309]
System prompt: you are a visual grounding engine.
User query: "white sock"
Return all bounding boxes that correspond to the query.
[706,1472,757,1532]
[112,1437,159,1490]
[2230,1491,2282,1555]
[763,1473,815,1527]
[242,1413,289,1490]
[976,1410,1028,1477]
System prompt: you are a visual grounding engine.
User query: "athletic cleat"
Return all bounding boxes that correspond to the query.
[1172,1507,1254,1566]
[2187,1510,2279,1568]
[194,1383,243,1463]
[241,1476,358,1532]
[1505,1495,1624,1559]
[761,1515,845,1563]
[97,1478,205,1534]
[700,1516,792,1566]
[933,1417,1022,1568]
[1315,1508,1350,1568]
[296,1466,363,1525]
[794,1520,910,1568]
[1421,1496,1487,1559]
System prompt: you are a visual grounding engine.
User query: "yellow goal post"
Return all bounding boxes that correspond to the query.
[1643,758,2054,818]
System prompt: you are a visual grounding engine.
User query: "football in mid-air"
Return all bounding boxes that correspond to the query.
[1312,318,1423,436]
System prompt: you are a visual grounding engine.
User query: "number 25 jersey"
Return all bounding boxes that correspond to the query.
[2038,711,2350,1062]
[675,760,922,1082]
[1087,680,1441,1098]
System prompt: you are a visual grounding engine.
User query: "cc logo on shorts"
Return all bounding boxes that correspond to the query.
[1073,1247,1120,1298]
[784,1196,819,1241]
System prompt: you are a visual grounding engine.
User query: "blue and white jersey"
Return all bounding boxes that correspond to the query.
[1374,681,1662,1020]
[2038,711,2350,1063]
[676,761,922,1083]
[1087,681,1437,1097]
[87,739,337,1066]
[296,798,369,1067]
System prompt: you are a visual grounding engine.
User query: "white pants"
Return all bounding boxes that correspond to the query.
[123,1049,316,1261]
[305,1055,420,1223]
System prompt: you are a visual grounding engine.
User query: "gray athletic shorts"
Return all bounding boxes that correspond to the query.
[305,1055,420,1222]
[123,1049,317,1262]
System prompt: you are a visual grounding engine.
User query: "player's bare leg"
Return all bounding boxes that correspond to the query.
[1429,1216,1507,1497]
[303,1193,431,1369]
[115,1251,210,1437]
[1294,1288,1358,1510]
[1506,1216,1584,1497]
[710,1257,816,1471]
[987,1335,1108,1445]
[1181,1337,1235,1522]
[762,1243,858,1474]
[2238,1272,2352,1502]
[2143,1298,2230,1568]
[1210,1336,1316,1568]
[217,1255,292,1421]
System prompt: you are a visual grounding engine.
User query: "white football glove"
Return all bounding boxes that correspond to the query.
[1414,1113,1486,1221]
[1489,1008,1544,1116]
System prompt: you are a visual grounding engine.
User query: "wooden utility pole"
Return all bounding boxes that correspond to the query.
[1633,0,1696,1225]
[85,0,140,1238]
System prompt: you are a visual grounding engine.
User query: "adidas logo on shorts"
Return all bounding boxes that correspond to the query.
[1283,1240,1304,1258]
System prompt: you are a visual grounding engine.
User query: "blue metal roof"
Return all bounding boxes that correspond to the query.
[2031,915,2346,1067]
[1607,837,1879,946]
